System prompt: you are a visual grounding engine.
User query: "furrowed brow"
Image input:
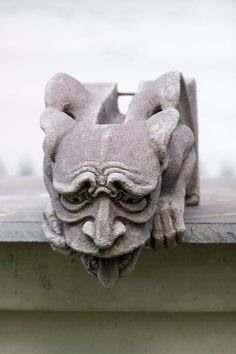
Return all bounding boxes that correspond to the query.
[107,173,157,198]
[53,172,96,194]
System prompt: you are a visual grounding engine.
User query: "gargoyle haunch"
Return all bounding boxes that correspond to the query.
[40,71,199,288]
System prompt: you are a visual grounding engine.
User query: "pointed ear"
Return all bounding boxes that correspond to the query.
[45,73,89,120]
[40,107,75,161]
[146,108,179,163]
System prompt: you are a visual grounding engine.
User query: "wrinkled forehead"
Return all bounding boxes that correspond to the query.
[54,122,159,185]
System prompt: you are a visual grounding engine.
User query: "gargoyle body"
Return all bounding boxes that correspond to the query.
[41,71,199,288]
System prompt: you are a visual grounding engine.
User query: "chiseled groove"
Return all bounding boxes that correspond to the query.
[0,222,236,244]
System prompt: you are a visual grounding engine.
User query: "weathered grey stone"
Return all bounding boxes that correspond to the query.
[40,71,199,287]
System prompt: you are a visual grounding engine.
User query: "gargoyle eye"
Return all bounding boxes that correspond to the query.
[121,195,143,204]
[115,193,148,212]
[115,193,144,203]
[64,194,86,204]
[60,191,92,211]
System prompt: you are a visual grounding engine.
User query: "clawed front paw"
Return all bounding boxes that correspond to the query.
[43,201,71,255]
[152,198,186,248]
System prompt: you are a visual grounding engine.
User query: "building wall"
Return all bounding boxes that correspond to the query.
[0,243,236,353]
[0,311,236,354]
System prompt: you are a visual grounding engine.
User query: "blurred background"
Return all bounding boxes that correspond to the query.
[0,0,235,178]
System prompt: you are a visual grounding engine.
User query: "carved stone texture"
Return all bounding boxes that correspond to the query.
[40,71,199,288]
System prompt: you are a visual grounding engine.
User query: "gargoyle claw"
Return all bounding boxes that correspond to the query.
[43,201,71,256]
[152,199,186,249]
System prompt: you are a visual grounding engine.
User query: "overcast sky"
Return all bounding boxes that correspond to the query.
[0,0,235,177]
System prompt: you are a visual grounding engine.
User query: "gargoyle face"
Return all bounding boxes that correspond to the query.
[51,122,161,287]
[41,73,180,287]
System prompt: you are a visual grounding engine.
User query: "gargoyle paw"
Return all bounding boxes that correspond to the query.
[43,201,71,255]
[152,198,186,249]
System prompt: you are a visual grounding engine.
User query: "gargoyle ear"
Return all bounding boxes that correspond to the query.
[40,107,75,161]
[45,72,90,120]
[40,72,89,161]
[125,71,188,123]
[146,108,179,163]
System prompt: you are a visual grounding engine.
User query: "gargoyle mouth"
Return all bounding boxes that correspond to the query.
[80,247,142,288]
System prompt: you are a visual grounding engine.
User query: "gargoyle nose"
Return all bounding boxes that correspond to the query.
[82,220,126,250]
[82,196,126,250]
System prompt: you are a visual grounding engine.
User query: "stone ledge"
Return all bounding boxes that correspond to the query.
[0,222,236,243]
[0,177,236,243]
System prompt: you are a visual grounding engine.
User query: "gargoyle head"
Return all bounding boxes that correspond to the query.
[41,73,180,287]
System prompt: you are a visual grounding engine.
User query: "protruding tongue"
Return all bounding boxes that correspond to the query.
[97,258,120,288]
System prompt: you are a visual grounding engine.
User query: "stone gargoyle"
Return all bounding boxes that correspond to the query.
[40,71,199,288]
